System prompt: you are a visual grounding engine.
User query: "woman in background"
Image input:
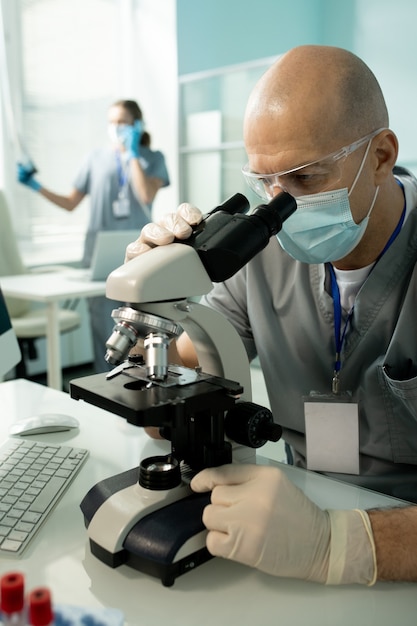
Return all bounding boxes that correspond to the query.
[17,99,170,372]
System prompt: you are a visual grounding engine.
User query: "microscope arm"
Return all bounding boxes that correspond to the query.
[138,299,252,401]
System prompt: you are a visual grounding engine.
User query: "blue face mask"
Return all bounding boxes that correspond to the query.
[276,139,379,264]
[108,123,130,145]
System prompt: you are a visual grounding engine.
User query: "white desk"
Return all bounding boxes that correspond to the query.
[0,272,106,390]
[0,379,415,626]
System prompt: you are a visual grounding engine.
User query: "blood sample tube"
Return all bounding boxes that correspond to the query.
[0,572,26,626]
[27,587,54,626]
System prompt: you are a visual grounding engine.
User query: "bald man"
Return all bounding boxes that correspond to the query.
[126,46,417,584]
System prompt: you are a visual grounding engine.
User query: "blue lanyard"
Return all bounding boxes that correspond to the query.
[327,200,406,394]
[115,151,128,189]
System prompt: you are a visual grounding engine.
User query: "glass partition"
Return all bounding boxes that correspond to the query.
[179,57,278,212]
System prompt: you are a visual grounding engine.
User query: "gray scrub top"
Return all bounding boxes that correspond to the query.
[202,171,417,501]
[73,146,169,266]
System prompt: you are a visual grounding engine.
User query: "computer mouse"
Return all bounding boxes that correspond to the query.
[9,413,80,436]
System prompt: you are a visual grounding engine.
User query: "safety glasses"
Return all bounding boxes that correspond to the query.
[242,128,386,200]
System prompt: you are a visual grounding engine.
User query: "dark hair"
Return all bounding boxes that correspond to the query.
[112,99,151,147]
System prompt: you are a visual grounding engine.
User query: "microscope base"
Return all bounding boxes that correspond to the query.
[89,538,212,588]
[81,468,212,587]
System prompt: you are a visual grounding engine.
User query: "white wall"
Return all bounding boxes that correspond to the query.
[352,0,417,174]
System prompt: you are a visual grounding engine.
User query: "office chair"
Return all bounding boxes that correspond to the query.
[0,190,81,380]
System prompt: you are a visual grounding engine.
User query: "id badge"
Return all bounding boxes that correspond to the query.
[112,197,130,218]
[303,392,359,475]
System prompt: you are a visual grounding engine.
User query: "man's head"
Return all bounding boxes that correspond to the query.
[244,45,389,170]
[243,45,401,269]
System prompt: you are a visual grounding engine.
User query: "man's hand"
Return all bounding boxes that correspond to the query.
[125,202,203,261]
[191,463,377,585]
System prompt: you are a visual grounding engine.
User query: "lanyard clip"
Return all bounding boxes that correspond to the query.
[332,370,340,395]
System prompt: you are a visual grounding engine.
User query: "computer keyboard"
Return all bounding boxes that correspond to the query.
[0,438,88,556]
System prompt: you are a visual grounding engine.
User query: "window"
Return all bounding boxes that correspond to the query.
[2,0,126,265]
[179,57,278,212]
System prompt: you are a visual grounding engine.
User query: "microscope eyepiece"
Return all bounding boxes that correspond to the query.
[184,191,297,282]
[250,191,297,235]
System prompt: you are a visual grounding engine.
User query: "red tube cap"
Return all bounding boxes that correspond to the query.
[0,571,25,614]
[28,587,54,626]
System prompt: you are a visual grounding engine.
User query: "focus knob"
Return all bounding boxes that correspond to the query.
[224,402,282,449]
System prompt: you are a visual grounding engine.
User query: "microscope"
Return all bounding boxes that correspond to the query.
[70,191,296,586]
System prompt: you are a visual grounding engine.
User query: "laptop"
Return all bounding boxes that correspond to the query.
[70,230,138,282]
[0,287,21,378]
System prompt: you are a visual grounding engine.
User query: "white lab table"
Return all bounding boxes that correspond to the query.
[0,272,106,390]
[0,379,415,626]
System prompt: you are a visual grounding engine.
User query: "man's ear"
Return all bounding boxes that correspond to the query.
[373,129,399,185]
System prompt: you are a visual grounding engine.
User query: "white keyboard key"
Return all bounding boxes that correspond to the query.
[0,439,88,556]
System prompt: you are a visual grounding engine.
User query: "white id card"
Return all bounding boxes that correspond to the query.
[112,197,130,218]
[304,394,359,475]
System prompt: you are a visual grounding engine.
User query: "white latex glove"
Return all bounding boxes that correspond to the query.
[191,464,377,585]
[125,202,203,261]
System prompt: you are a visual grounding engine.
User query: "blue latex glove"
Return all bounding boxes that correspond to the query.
[120,120,143,159]
[17,162,42,192]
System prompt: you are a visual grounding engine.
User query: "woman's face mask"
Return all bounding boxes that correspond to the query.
[108,123,129,145]
[276,138,379,264]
